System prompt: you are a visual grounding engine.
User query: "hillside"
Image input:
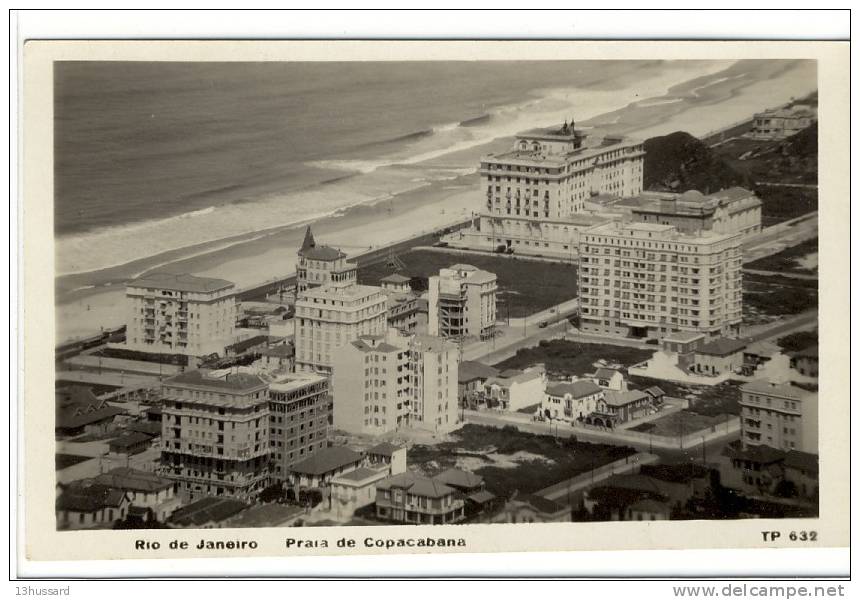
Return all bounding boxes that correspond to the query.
[643,131,751,193]
[642,125,818,225]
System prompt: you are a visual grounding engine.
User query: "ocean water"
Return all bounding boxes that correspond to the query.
[54,59,733,276]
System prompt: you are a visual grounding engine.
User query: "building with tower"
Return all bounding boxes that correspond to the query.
[296,226,357,293]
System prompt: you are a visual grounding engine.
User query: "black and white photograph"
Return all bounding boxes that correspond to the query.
[14,31,849,571]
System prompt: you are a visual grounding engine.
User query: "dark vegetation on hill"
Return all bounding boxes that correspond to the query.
[643,123,818,224]
[643,131,751,193]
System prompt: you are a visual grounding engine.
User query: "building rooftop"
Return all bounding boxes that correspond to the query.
[298,225,347,261]
[458,361,500,384]
[108,431,154,449]
[226,503,304,528]
[696,337,748,357]
[56,386,125,430]
[724,443,787,465]
[594,367,621,381]
[741,379,811,401]
[366,442,404,458]
[604,390,651,407]
[93,467,173,493]
[411,335,456,354]
[434,468,484,490]
[662,331,706,344]
[545,379,602,399]
[169,496,248,527]
[376,471,456,499]
[380,273,411,284]
[267,371,327,393]
[350,338,402,354]
[486,368,544,389]
[784,450,819,475]
[791,345,818,359]
[333,467,388,484]
[514,493,566,515]
[164,369,269,393]
[129,272,234,294]
[299,283,384,301]
[289,446,364,476]
[260,343,296,358]
[56,482,127,513]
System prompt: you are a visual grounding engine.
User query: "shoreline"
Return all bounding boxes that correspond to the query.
[55,60,817,344]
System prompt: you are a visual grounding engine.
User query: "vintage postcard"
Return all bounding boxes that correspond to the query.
[19,40,849,566]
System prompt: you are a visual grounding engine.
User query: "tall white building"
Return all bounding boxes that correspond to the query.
[331,329,460,436]
[578,221,743,341]
[428,264,497,341]
[444,122,644,258]
[739,380,818,453]
[124,272,238,357]
[294,283,388,374]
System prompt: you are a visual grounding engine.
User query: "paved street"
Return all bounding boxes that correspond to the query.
[743,212,818,263]
[463,409,739,466]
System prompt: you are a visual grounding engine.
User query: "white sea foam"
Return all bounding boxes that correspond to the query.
[57,60,738,278]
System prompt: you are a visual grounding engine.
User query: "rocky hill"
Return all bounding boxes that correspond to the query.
[643,131,751,193]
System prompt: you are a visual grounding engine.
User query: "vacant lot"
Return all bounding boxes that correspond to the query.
[358,249,578,318]
[743,272,818,319]
[408,424,634,497]
[494,339,653,379]
[777,329,818,353]
[746,237,818,274]
[630,410,728,437]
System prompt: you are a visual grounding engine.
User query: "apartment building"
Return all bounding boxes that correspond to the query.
[630,188,762,239]
[267,372,331,482]
[331,329,460,436]
[160,370,271,502]
[444,122,644,258]
[294,283,388,373]
[578,221,743,341]
[428,264,497,341]
[750,104,816,140]
[739,380,818,454]
[124,272,238,357]
[296,226,357,293]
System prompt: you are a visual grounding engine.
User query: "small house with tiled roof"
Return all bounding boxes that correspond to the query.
[693,337,747,377]
[56,481,130,530]
[491,492,569,524]
[374,470,466,525]
[168,496,249,529]
[286,446,364,493]
[56,385,125,438]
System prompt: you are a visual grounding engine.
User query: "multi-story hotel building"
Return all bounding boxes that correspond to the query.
[294,283,388,373]
[296,226,357,293]
[578,221,743,341]
[160,370,271,502]
[443,122,644,258]
[739,380,818,454]
[427,264,497,341]
[267,372,331,482]
[331,329,460,436]
[124,272,238,357]
[629,188,762,240]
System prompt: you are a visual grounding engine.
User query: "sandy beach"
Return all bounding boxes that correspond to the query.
[55,59,817,343]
